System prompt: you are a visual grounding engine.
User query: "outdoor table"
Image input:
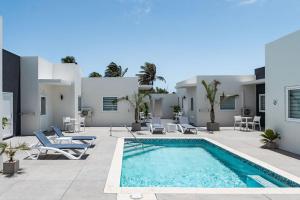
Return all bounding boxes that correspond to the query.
[241,116,252,131]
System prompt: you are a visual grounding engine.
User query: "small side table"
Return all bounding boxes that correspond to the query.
[167,123,178,132]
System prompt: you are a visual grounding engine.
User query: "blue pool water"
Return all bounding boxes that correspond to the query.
[120,139,300,188]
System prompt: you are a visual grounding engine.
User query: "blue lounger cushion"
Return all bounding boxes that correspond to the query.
[35,131,89,149]
[52,126,96,140]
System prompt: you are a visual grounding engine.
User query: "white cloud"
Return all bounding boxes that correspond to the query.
[118,0,153,24]
[226,0,266,6]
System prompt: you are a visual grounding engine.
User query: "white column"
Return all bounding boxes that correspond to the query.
[0,16,3,170]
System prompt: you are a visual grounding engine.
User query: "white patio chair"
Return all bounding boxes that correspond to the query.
[63,117,72,131]
[178,116,197,134]
[234,116,244,130]
[249,116,261,131]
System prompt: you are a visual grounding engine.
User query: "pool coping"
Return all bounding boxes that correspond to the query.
[104,137,300,194]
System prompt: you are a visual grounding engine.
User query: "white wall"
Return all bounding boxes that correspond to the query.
[0,16,3,169]
[81,77,138,126]
[20,57,81,134]
[266,30,300,154]
[20,57,40,135]
[151,93,178,119]
[177,75,256,126]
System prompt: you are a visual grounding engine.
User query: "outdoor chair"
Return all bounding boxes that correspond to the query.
[149,117,166,134]
[63,117,72,132]
[249,116,262,131]
[178,116,197,134]
[31,131,89,160]
[51,126,96,145]
[234,115,245,130]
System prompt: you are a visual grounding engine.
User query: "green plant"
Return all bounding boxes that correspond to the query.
[154,87,169,94]
[104,62,128,77]
[89,72,102,78]
[172,105,181,113]
[261,129,281,144]
[0,142,30,162]
[117,93,149,123]
[61,56,77,64]
[201,80,221,123]
[137,62,166,85]
[2,117,8,129]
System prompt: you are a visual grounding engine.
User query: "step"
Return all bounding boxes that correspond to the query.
[248,175,278,188]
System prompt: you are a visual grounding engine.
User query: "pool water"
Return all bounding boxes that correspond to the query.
[120,139,300,188]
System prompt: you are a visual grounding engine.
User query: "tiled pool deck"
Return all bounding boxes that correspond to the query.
[1,126,300,200]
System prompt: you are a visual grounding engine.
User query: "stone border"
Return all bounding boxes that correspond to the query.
[104,137,300,194]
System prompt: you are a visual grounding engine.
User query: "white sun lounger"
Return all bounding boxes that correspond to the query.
[30,131,89,160]
[149,117,166,134]
[178,116,198,134]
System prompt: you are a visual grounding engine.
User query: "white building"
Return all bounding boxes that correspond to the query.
[266,30,300,154]
[150,93,178,119]
[20,57,81,135]
[176,75,256,126]
[0,16,3,170]
[81,77,138,127]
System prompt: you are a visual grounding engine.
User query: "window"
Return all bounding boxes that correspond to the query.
[41,97,46,115]
[78,96,82,111]
[220,96,236,110]
[103,97,118,111]
[259,94,265,112]
[286,86,300,121]
[191,98,194,111]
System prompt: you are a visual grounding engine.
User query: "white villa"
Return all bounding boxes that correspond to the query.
[0,16,300,176]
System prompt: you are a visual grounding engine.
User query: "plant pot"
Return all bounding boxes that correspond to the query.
[3,160,19,174]
[263,142,278,149]
[131,122,141,131]
[207,122,220,131]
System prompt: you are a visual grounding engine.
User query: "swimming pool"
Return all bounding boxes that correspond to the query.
[120,138,300,188]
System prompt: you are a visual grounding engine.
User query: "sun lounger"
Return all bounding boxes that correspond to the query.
[32,131,89,160]
[178,116,198,134]
[51,126,96,145]
[149,117,166,134]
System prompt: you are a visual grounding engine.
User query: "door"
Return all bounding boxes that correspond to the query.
[2,92,13,138]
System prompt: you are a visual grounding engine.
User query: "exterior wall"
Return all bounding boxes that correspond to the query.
[20,57,81,135]
[266,30,300,154]
[177,75,256,127]
[0,16,3,170]
[150,93,178,119]
[81,77,138,126]
[20,57,39,135]
[2,50,21,136]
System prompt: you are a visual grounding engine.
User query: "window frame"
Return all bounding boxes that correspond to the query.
[190,97,194,111]
[40,96,46,115]
[102,97,118,112]
[286,86,300,123]
[259,94,265,113]
[219,95,236,111]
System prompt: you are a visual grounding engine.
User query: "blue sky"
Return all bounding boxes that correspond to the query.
[1,0,300,91]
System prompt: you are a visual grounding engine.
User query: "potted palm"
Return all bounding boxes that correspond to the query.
[0,142,29,174]
[117,93,149,131]
[201,80,221,131]
[261,129,281,149]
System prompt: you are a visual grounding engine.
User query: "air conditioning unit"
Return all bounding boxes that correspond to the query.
[81,107,93,118]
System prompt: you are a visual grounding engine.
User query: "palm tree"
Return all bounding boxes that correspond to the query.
[89,72,102,78]
[61,56,77,64]
[201,80,221,123]
[137,62,166,85]
[104,62,128,77]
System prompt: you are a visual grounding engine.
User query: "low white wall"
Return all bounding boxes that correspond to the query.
[266,30,300,154]
[81,77,138,126]
[151,93,178,119]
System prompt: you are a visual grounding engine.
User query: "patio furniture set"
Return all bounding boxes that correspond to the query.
[63,116,86,133]
[234,115,262,131]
